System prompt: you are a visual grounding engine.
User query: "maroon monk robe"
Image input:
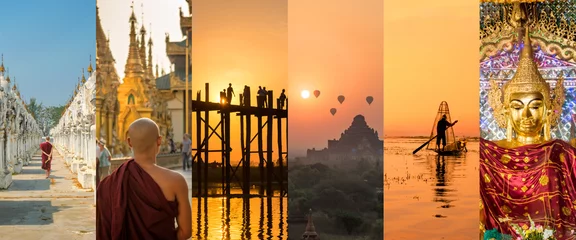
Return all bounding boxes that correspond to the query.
[96,159,179,240]
[39,141,53,170]
[480,139,576,239]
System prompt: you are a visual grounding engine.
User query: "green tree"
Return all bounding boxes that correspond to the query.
[27,98,43,120]
[26,98,65,136]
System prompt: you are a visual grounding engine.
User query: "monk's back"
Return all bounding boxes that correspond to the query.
[137,162,181,202]
[96,159,179,240]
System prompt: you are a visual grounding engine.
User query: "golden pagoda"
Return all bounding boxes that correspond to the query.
[96,4,173,156]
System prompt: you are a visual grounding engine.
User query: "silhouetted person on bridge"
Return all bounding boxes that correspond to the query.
[220,89,226,104]
[226,83,235,105]
[436,115,454,152]
[279,89,287,109]
[257,86,265,108]
[262,87,268,108]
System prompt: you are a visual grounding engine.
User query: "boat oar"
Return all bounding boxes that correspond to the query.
[412,120,459,154]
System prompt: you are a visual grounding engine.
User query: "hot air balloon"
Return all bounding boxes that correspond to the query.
[366,96,373,105]
[314,90,320,98]
[330,108,337,116]
[337,95,345,104]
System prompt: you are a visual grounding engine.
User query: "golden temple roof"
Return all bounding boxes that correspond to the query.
[0,54,4,73]
[124,4,144,77]
[81,68,86,84]
[88,55,93,73]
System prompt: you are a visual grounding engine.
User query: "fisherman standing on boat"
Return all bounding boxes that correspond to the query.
[436,115,454,152]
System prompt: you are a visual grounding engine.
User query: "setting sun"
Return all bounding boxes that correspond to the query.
[301,90,310,99]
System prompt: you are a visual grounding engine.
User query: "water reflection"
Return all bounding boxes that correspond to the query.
[192,189,287,240]
[383,137,478,239]
[415,155,461,209]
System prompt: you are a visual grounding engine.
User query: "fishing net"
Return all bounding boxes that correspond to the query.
[426,101,459,152]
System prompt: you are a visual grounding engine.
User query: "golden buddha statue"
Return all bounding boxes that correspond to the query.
[481,29,576,239]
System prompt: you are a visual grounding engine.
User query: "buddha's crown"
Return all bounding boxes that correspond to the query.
[502,30,551,106]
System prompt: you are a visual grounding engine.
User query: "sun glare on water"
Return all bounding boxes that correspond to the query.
[301,90,310,99]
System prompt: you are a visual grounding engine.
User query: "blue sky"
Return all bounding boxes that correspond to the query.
[0,0,95,107]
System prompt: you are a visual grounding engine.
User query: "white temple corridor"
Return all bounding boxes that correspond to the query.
[0,63,97,238]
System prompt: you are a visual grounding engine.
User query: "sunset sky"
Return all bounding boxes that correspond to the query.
[383,0,479,137]
[190,0,287,163]
[288,0,384,157]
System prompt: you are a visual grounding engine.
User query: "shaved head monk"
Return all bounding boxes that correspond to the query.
[96,118,192,240]
[40,137,53,179]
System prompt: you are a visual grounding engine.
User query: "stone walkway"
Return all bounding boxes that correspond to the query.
[0,149,95,240]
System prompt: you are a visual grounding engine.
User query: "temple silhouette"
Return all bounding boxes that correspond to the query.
[306,115,383,163]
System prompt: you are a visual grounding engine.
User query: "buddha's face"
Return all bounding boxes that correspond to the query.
[507,92,545,137]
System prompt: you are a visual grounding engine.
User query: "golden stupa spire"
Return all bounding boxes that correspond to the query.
[74,78,79,95]
[125,1,144,77]
[0,54,5,73]
[148,25,154,77]
[12,77,17,92]
[6,68,10,82]
[155,63,159,78]
[87,55,93,74]
[139,3,147,70]
[81,68,86,84]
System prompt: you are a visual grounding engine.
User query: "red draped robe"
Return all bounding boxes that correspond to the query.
[96,159,179,240]
[480,139,576,239]
[40,141,53,170]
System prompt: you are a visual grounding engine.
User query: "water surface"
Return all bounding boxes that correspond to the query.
[383,137,479,239]
[192,188,287,240]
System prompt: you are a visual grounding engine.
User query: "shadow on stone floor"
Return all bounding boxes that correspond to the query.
[20,168,45,175]
[5,179,51,191]
[0,200,70,225]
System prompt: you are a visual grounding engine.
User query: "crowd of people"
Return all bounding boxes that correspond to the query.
[219,83,287,109]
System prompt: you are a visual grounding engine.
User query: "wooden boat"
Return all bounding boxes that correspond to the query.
[426,101,464,156]
[434,149,462,156]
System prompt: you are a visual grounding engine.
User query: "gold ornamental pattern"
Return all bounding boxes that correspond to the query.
[481,2,576,63]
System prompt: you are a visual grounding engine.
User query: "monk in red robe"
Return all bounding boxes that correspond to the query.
[40,137,53,179]
[96,118,191,240]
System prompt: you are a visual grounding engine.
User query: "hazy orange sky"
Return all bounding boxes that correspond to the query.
[191,0,287,163]
[288,0,384,157]
[383,0,480,137]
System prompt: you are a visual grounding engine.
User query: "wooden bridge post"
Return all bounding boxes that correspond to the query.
[196,90,202,196]
[244,88,252,197]
[204,83,209,197]
[276,98,284,197]
[239,99,246,195]
[224,104,231,196]
[257,102,265,194]
[220,110,225,195]
[266,91,274,197]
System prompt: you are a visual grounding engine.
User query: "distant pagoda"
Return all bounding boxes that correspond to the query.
[302,209,319,240]
[306,115,383,162]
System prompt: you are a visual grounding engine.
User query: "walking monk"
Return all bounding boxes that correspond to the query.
[40,137,53,179]
[96,118,192,240]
